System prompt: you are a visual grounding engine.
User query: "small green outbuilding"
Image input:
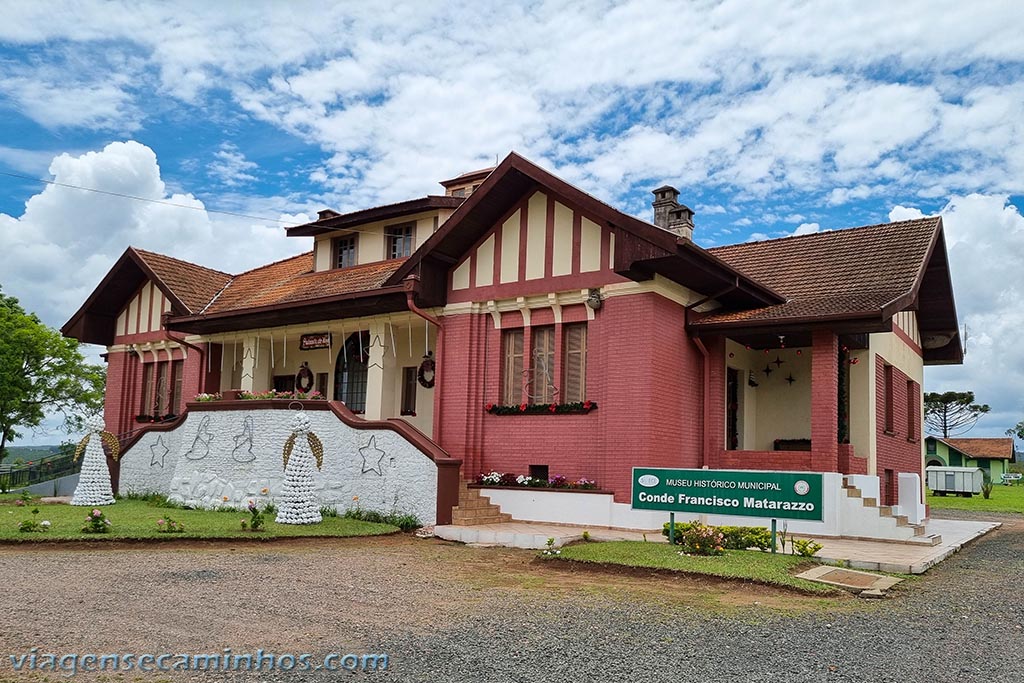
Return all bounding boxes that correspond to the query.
[925,436,1016,482]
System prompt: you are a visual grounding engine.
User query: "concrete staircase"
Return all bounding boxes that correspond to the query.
[450,481,513,526]
[842,478,942,546]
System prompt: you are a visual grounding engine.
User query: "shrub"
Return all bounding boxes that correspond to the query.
[18,508,49,533]
[319,505,339,518]
[343,507,421,532]
[244,500,266,531]
[662,520,701,543]
[981,476,994,500]
[82,508,112,534]
[718,526,773,552]
[677,522,725,556]
[792,538,823,557]
[156,516,185,533]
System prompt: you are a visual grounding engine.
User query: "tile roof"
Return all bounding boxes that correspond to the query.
[200,253,407,315]
[939,437,1015,460]
[695,217,941,326]
[132,248,232,315]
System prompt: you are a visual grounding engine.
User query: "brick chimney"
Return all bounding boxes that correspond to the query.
[651,185,694,240]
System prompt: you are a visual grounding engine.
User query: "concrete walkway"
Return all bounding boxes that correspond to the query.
[433,517,1001,574]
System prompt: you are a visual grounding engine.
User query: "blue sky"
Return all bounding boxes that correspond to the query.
[1,1,1023,445]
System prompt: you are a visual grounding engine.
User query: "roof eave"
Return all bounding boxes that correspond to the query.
[286,196,464,237]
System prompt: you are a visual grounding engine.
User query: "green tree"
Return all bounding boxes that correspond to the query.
[924,391,990,437]
[1006,421,1024,441]
[0,287,105,461]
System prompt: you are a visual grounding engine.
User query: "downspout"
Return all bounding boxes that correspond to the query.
[402,274,442,327]
[685,278,740,469]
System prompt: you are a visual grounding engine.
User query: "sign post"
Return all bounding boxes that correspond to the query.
[668,512,675,545]
[632,468,824,525]
[771,518,777,554]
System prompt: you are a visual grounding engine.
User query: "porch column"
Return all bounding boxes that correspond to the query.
[810,329,839,471]
[363,321,395,420]
[239,336,257,393]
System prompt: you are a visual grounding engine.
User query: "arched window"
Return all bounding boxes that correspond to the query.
[334,332,369,412]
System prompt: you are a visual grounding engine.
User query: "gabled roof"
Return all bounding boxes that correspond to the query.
[691,218,963,364]
[61,247,232,345]
[286,196,463,237]
[386,151,783,309]
[931,437,1016,461]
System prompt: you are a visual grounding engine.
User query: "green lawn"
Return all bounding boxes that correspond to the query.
[548,541,838,594]
[0,498,398,541]
[927,484,1024,514]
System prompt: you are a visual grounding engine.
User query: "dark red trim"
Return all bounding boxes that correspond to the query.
[891,323,924,357]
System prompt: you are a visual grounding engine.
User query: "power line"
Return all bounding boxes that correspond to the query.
[0,170,296,225]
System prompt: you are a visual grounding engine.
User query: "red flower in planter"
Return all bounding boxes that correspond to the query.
[583,400,593,411]
[485,403,494,412]
[519,403,527,412]
[549,403,557,413]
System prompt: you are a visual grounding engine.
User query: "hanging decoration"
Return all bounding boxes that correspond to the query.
[748,371,759,388]
[70,415,120,507]
[763,364,774,377]
[295,361,315,393]
[772,356,785,368]
[277,411,324,525]
[785,374,796,385]
[417,351,436,389]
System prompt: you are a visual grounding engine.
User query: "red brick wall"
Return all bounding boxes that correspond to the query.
[435,293,704,502]
[810,330,839,471]
[875,355,922,505]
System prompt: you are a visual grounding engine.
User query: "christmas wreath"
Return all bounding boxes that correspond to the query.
[295,363,315,393]
[417,353,436,389]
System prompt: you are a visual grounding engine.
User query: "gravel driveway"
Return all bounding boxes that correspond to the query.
[0,511,1020,682]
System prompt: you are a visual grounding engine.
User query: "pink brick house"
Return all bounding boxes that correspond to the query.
[63,152,961,522]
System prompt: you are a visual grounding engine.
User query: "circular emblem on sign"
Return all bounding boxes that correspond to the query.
[637,474,660,488]
[794,480,811,496]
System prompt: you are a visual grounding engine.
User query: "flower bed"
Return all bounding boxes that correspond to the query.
[484,400,596,415]
[475,471,598,490]
[193,390,326,402]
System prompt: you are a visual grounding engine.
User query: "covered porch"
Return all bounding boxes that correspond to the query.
[708,328,871,475]
[196,311,438,437]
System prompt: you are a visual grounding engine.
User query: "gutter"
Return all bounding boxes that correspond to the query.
[402,274,442,327]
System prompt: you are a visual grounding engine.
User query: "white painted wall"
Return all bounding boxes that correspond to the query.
[481,470,923,542]
[118,408,439,525]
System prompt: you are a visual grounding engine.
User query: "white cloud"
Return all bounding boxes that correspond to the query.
[791,222,821,236]
[208,143,258,187]
[0,142,307,329]
[828,185,874,206]
[902,195,1024,439]
[888,205,928,222]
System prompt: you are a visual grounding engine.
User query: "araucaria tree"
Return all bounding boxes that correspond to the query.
[0,287,105,460]
[924,391,990,437]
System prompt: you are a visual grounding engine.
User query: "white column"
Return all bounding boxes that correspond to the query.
[240,336,257,392]
[363,321,397,420]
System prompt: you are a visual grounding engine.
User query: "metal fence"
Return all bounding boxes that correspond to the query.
[0,451,82,492]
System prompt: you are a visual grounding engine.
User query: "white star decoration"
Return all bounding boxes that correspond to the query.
[359,435,386,476]
[366,334,387,370]
[149,435,169,468]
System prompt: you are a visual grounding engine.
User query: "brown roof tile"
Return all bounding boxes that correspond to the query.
[132,248,232,315]
[940,437,1015,460]
[696,217,941,326]
[201,253,406,315]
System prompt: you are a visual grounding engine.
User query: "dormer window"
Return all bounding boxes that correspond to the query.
[386,224,414,259]
[335,235,357,268]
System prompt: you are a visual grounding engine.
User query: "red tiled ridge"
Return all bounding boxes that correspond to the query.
[698,217,941,325]
[132,248,232,315]
[939,437,1015,460]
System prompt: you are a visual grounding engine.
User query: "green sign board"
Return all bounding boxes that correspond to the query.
[631,468,824,522]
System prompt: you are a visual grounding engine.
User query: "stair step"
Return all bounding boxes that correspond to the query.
[456,496,496,509]
[846,487,862,498]
[879,506,894,517]
[894,515,910,526]
[862,497,877,507]
[451,512,512,526]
